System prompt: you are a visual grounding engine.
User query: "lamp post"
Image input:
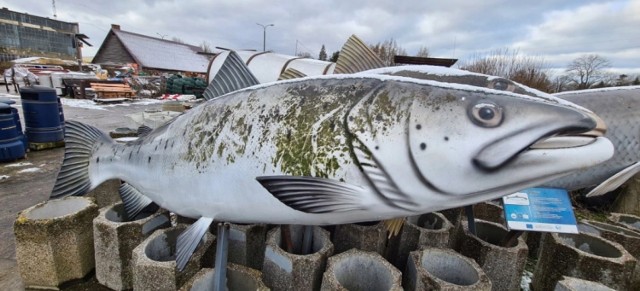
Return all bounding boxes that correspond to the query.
[256,23,274,51]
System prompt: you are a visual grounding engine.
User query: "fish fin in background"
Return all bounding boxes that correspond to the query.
[176,217,213,271]
[256,176,368,213]
[137,125,153,137]
[353,141,418,210]
[278,67,307,80]
[334,34,385,74]
[202,50,259,101]
[586,161,640,197]
[50,121,112,199]
[119,183,156,220]
[383,218,406,238]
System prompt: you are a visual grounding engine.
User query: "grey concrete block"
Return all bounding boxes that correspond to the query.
[554,276,615,291]
[86,179,122,208]
[228,223,267,270]
[93,202,171,290]
[393,212,454,269]
[132,225,215,291]
[470,201,505,224]
[404,247,491,291]
[321,249,402,291]
[333,221,387,255]
[179,264,270,291]
[454,219,528,291]
[609,212,640,232]
[14,197,99,289]
[533,232,637,291]
[262,225,333,291]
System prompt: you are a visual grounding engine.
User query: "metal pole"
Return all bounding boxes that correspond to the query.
[256,23,274,52]
[213,222,230,291]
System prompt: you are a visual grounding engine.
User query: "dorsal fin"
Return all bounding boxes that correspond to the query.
[334,35,385,74]
[203,51,259,100]
[137,125,153,137]
[278,68,307,80]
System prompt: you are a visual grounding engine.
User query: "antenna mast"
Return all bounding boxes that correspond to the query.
[52,0,57,18]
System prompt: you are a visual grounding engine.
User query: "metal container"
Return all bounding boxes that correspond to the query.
[19,86,64,143]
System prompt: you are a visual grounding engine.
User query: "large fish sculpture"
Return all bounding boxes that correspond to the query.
[51,73,612,269]
[549,86,640,197]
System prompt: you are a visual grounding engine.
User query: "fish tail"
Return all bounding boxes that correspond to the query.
[50,121,113,199]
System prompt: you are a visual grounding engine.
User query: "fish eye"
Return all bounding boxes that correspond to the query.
[489,79,514,91]
[469,102,503,127]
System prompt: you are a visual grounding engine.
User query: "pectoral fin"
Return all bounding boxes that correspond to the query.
[586,161,640,197]
[257,176,368,213]
[137,125,153,137]
[119,183,156,220]
[176,217,213,271]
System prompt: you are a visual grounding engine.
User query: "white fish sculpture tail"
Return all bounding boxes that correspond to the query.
[50,75,614,269]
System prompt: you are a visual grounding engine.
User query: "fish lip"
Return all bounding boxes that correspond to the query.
[473,116,597,171]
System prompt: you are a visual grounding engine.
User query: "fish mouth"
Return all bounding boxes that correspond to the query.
[473,110,605,171]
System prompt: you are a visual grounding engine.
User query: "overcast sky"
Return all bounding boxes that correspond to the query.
[3,0,639,75]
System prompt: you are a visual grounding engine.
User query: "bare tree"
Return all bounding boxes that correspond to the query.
[461,48,552,92]
[550,74,573,93]
[566,54,611,90]
[369,38,407,66]
[200,41,213,53]
[296,51,312,58]
[171,37,185,44]
[416,46,429,57]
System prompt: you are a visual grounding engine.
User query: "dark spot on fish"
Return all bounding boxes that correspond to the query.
[148,156,151,163]
[349,116,354,122]
[420,143,427,150]
[375,146,379,150]
[286,130,291,141]
[128,151,132,160]
[375,114,382,121]
[435,106,440,111]
[96,157,99,163]
[444,136,449,141]
[164,140,169,150]
[154,145,158,151]
[416,124,422,130]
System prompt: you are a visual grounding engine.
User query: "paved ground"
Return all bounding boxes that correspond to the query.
[0,89,163,290]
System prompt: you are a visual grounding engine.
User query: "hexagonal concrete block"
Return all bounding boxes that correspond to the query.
[454,219,528,291]
[321,249,402,291]
[132,225,215,291]
[393,212,454,269]
[533,232,637,291]
[609,213,640,232]
[93,203,171,290]
[86,179,122,208]
[554,276,615,291]
[228,223,268,270]
[333,221,387,255]
[470,201,505,224]
[404,247,491,291]
[14,197,99,289]
[262,225,333,291]
[179,264,270,291]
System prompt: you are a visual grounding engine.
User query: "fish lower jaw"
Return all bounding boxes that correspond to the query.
[529,136,597,149]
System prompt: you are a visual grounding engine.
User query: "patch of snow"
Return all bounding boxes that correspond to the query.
[520,270,532,291]
[0,175,9,180]
[61,98,107,110]
[555,85,640,96]
[18,167,41,173]
[4,162,33,168]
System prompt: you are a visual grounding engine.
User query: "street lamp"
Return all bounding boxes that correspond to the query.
[256,23,274,51]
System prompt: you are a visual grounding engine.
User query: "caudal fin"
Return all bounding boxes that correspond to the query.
[50,121,112,199]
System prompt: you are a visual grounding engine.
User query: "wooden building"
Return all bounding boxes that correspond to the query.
[92,24,212,73]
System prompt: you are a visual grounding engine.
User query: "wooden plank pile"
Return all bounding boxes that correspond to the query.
[90,83,136,99]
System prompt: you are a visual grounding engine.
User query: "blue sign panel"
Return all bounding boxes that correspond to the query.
[502,187,578,233]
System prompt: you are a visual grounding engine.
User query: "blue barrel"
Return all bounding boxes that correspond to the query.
[0,103,26,162]
[0,98,27,149]
[19,86,64,143]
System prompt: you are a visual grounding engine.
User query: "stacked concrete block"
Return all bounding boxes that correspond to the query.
[470,201,505,224]
[14,197,98,289]
[321,249,402,291]
[228,223,268,270]
[262,225,333,291]
[454,219,527,291]
[554,276,615,291]
[132,225,215,291]
[609,213,640,232]
[93,202,171,290]
[333,221,387,255]
[404,247,491,291]
[393,212,454,269]
[86,179,122,208]
[179,264,270,291]
[533,232,637,291]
